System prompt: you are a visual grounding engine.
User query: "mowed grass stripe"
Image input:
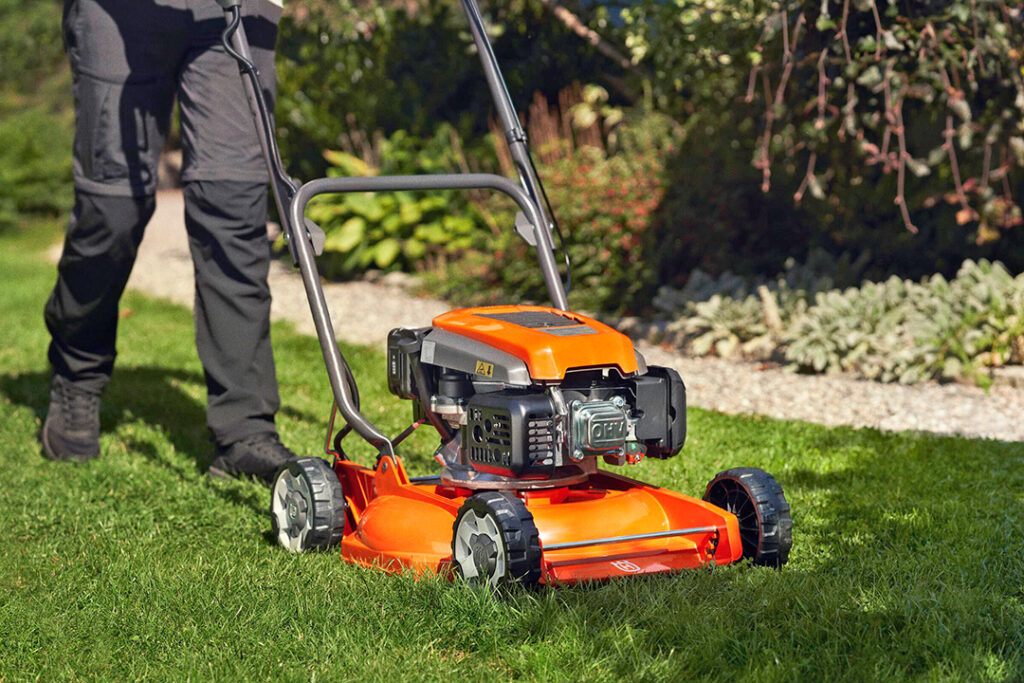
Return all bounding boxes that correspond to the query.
[1,224,1022,681]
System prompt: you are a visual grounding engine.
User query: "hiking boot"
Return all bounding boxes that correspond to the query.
[41,375,101,463]
[209,432,297,485]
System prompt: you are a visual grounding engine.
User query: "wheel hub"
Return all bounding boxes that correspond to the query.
[469,532,498,578]
[285,490,308,535]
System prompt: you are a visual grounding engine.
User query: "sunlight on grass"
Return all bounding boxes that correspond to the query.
[1,225,1022,681]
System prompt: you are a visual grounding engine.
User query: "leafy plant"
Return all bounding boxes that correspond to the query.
[0,105,74,230]
[785,259,1024,384]
[600,0,1024,292]
[653,252,1024,385]
[276,0,620,181]
[430,112,678,313]
[306,125,486,277]
[0,0,65,93]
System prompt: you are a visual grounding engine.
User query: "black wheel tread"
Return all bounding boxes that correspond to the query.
[704,467,792,567]
[271,457,346,551]
[455,491,542,586]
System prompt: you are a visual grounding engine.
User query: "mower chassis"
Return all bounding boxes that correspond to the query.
[335,456,743,584]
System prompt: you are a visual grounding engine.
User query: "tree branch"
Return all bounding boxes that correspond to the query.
[536,0,634,71]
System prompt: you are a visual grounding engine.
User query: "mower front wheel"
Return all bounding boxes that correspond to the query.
[451,492,541,588]
[704,467,792,567]
[270,457,346,553]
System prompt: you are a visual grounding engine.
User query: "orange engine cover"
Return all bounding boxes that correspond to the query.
[433,305,638,381]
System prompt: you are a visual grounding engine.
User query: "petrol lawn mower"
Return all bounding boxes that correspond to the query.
[216,0,792,586]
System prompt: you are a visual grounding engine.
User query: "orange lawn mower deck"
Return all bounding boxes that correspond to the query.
[332,457,743,585]
[217,0,793,587]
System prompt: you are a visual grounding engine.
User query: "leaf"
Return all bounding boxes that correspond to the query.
[905,157,931,178]
[881,30,904,51]
[808,174,826,200]
[715,335,740,358]
[949,97,971,123]
[322,149,378,177]
[415,222,448,244]
[815,15,836,32]
[322,216,365,253]
[442,215,475,236]
[690,332,715,356]
[571,104,599,130]
[373,238,401,268]
[583,84,609,104]
[381,213,403,235]
[403,238,427,259]
[343,193,386,222]
[399,201,423,225]
[1010,137,1024,165]
[419,195,449,213]
[855,65,882,88]
[603,108,624,128]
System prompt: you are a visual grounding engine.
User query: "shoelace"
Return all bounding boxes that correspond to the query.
[60,384,100,431]
[238,434,292,462]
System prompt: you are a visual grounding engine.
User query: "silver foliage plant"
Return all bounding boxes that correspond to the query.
[655,255,1024,386]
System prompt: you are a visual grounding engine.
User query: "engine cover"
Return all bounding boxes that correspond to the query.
[433,305,639,381]
[462,390,557,477]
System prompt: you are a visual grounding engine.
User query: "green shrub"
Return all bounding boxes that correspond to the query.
[427,110,679,313]
[616,0,1024,286]
[0,0,64,93]
[0,105,73,229]
[430,144,667,314]
[276,0,620,181]
[306,124,488,277]
[787,260,1024,385]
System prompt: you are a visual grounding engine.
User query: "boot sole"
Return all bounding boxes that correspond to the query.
[207,462,276,486]
[41,420,98,463]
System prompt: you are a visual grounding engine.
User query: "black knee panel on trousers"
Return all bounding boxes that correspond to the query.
[44,192,155,393]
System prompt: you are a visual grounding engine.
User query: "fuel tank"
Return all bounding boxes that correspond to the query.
[432,305,639,381]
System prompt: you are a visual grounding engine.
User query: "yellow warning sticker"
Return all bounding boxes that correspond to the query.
[474,360,495,378]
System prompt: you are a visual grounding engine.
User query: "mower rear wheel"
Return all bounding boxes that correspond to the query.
[270,457,346,553]
[703,467,792,567]
[451,492,541,588]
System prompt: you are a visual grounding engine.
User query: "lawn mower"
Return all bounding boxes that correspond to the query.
[216,0,792,586]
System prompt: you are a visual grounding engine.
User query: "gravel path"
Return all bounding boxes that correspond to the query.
[72,189,1024,443]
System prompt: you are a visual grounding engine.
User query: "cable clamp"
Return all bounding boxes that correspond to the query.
[506,128,528,144]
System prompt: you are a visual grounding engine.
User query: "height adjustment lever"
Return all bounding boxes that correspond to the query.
[513,212,536,246]
[304,218,326,256]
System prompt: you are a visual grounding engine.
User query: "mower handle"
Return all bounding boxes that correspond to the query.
[286,173,567,453]
[217,1,570,456]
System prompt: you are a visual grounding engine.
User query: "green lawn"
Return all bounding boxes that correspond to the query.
[1,223,1022,681]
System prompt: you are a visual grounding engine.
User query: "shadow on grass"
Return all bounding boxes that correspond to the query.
[3,363,1023,675]
[0,365,322,520]
[521,428,1024,679]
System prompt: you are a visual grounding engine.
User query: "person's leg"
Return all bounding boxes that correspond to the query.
[180,0,293,481]
[45,194,154,393]
[42,193,154,461]
[181,179,279,446]
[42,0,184,461]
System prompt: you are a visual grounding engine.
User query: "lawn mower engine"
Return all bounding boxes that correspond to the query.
[387,306,686,488]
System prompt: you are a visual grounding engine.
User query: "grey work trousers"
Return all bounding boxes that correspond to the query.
[45,0,285,447]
